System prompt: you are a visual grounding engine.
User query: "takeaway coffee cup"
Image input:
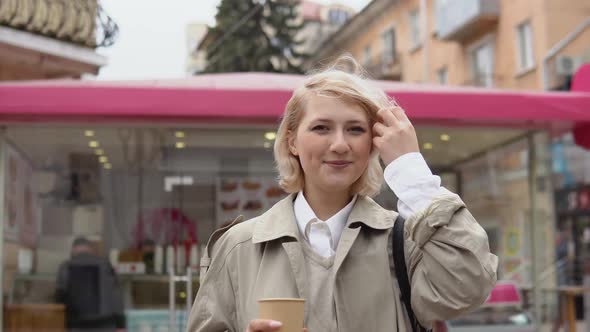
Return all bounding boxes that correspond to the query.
[258,298,305,332]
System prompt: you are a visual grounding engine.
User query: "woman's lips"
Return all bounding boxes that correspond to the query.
[325,160,352,168]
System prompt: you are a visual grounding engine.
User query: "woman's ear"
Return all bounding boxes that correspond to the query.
[287,130,298,156]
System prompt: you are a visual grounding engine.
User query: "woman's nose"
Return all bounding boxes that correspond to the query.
[329,132,350,153]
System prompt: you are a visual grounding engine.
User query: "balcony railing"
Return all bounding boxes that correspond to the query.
[436,0,499,43]
[364,53,402,80]
[0,0,118,48]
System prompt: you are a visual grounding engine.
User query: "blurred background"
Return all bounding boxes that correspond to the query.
[0,0,590,331]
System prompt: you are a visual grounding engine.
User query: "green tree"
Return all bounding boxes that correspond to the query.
[205,0,305,73]
[264,0,306,73]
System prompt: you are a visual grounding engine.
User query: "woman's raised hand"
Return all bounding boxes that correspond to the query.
[372,105,420,165]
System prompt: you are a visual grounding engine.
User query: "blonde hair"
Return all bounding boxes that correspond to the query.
[274,55,393,197]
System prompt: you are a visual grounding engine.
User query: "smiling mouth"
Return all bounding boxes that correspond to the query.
[325,161,352,168]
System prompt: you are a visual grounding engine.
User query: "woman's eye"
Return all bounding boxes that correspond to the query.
[349,126,366,133]
[312,125,329,132]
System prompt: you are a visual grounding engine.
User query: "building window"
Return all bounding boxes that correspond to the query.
[409,9,421,49]
[381,28,396,63]
[363,46,372,66]
[471,42,494,87]
[437,67,448,85]
[516,21,534,70]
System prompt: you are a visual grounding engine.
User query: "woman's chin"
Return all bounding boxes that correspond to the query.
[318,178,355,193]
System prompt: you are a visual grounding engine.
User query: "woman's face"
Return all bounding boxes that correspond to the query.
[289,94,372,195]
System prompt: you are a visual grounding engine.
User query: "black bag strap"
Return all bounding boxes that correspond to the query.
[392,215,430,332]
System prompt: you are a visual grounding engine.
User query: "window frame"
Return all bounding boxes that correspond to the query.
[467,34,496,87]
[408,9,422,50]
[380,25,397,64]
[515,20,535,74]
[437,66,448,85]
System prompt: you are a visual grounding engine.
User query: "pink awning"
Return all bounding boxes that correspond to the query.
[572,64,590,149]
[573,64,590,93]
[0,72,589,131]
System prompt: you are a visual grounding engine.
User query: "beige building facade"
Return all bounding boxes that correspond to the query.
[307,0,590,90]
[185,23,208,75]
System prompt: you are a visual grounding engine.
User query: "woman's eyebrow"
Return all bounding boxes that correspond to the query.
[311,119,367,124]
[347,120,368,125]
[311,118,332,123]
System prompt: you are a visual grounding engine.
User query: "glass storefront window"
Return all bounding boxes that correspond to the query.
[0,123,557,329]
[2,125,279,331]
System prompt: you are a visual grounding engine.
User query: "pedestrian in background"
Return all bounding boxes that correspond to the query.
[55,236,126,332]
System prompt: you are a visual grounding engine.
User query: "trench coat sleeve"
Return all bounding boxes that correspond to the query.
[186,243,237,332]
[404,193,498,326]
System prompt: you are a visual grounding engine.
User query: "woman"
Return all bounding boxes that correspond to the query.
[187,58,498,332]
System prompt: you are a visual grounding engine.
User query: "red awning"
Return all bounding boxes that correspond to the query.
[0,72,589,130]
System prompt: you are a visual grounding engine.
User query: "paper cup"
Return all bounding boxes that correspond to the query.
[258,298,305,332]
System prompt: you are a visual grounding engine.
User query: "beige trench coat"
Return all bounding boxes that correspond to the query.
[187,193,498,332]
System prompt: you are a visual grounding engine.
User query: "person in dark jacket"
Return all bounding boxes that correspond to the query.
[55,237,126,332]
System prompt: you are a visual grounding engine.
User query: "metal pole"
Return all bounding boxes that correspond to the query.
[542,16,590,90]
[528,133,541,329]
[187,266,193,315]
[169,269,176,332]
[0,133,6,331]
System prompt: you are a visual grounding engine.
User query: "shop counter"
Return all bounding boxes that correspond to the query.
[3,303,65,332]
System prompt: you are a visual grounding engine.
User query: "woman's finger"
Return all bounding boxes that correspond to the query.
[373,121,387,136]
[390,106,411,125]
[377,108,399,127]
[247,319,282,332]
